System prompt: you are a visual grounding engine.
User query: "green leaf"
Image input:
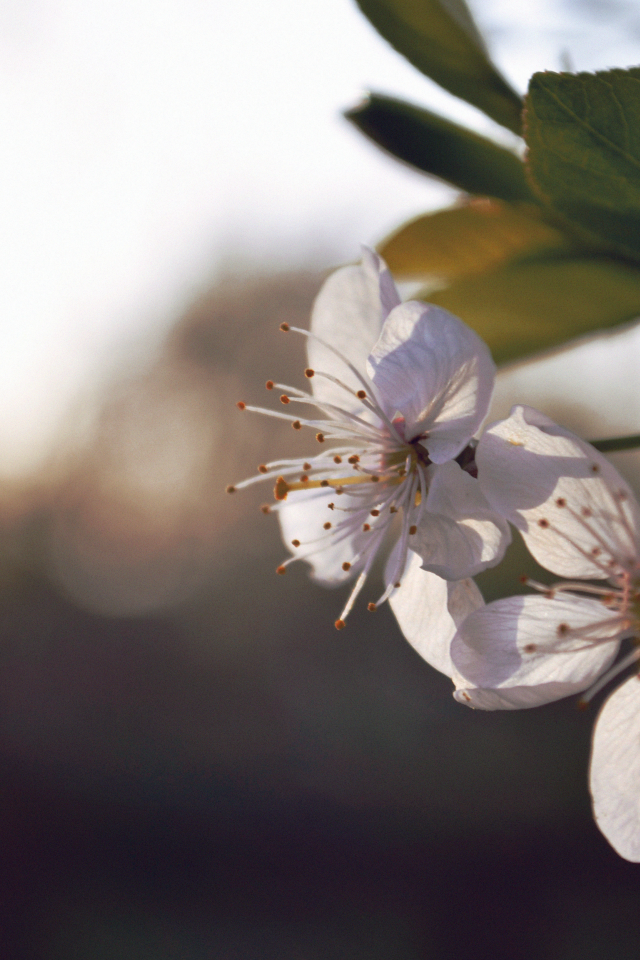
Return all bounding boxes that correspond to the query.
[525,68,640,263]
[425,256,640,364]
[354,0,523,133]
[345,94,532,201]
[379,200,569,281]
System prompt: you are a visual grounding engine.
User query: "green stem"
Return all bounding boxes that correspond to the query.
[590,434,640,453]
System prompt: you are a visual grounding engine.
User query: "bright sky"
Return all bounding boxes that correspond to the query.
[1,0,639,476]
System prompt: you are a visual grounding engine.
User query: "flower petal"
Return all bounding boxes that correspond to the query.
[411,461,511,580]
[590,675,640,862]
[366,301,495,462]
[452,593,622,710]
[308,248,399,410]
[277,488,371,585]
[477,405,640,578]
[388,548,484,678]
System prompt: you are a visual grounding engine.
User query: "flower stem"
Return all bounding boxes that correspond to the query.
[590,434,640,453]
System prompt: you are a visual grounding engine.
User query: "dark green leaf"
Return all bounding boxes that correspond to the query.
[345,94,531,201]
[525,68,640,262]
[379,200,568,281]
[425,255,640,364]
[354,0,522,133]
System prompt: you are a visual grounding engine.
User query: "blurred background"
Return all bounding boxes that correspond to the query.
[4,0,640,957]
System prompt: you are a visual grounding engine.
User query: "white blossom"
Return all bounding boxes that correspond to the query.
[451,404,640,860]
[227,248,510,637]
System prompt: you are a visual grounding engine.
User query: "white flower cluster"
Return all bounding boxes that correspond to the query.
[228,249,640,863]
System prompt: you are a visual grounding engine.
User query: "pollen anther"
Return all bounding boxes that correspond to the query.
[274,476,290,500]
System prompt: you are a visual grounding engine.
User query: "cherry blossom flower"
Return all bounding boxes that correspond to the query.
[227,248,510,632]
[450,404,640,860]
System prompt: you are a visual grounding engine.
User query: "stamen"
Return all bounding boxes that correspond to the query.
[280,395,290,405]
[280,322,290,332]
[236,401,246,410]
[225,485,236,494]
[335,619,346,630]
[305,368,314,378]
[274,477,290,500]
[292,420,302,430]
[276,565,287,575]
[266,380,274,390]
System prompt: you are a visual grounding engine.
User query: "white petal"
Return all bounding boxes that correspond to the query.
[366,301,495,462]
[591,675,640,862]
[388,548,484,677]
[308,249,399,410]
[477,405,640,578]
[411,461,511,579]
[452,594,622,710]
[278,488,370,585]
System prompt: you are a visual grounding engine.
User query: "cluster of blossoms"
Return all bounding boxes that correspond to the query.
[228,249,640,863]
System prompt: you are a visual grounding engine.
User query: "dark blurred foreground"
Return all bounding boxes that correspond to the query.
[2,268,640,959]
